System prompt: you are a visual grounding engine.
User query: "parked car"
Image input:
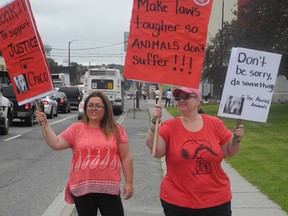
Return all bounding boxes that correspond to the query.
[76,84,84,95]
[52,91,71,113]
[58,86,82,109]
[77,93,88,120]
[1,86,40,126]
[41,95,58,119]
[126,94,132,100]
[0,87,14,135]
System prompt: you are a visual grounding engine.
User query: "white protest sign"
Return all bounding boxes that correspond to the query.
[218,47,282,123]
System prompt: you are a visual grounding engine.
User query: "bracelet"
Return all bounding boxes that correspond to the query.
[151,118,161,125]
[150,125,155,133]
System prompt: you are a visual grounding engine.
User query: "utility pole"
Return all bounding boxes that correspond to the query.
[68,39,77,74]
[220,0,225,98]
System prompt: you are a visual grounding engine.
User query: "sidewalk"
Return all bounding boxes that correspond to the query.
[70,99,287,216]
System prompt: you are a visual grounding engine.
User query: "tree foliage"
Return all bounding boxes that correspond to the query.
[202,19,241,87]
[203,0,288,88]
[47,58,58,66]
[242,0,288,78]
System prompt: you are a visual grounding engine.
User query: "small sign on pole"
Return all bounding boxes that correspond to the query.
[218,47,282,123]
[124,0,214,155]
[0,0,54,106]
[124,0,214,89]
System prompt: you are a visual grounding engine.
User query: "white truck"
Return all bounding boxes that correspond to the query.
[51,73,70,90]
[82,67,124,115]
[0,87,13,135]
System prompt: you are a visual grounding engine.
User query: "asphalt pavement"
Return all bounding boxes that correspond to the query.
[69,98,287,216]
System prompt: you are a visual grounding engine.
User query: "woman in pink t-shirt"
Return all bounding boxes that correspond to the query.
[36,91,133,216]
[146,87,244,216]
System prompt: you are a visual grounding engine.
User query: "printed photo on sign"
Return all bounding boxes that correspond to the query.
[223,95,245,116]
[13,74,29,94]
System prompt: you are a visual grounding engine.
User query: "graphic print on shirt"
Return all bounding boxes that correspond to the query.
[180,140,219,175]
[73,146,119,173]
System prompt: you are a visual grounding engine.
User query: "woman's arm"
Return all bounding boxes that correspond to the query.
[221,124,244,157]
[119,143,133,200]
[36,111,71,150]
[145,125,167,158]
[145,104,167,158]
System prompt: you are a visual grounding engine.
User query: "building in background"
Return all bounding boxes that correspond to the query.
[208,0,237,40]
[0,56,9,84]
[200,1,237,99]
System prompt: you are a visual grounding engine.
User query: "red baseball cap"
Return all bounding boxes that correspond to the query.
[173,87,202,99]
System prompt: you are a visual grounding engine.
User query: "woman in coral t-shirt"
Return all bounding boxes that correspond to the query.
[146,87,244,216]
[36,91,133,216]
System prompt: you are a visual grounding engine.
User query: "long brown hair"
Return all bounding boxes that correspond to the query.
[83,91,120,143]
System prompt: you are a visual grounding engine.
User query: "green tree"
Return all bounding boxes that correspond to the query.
[47,58,58,66]
[203,0,288,92]
[71,62,87,72]
[240,0,288,78]
[202,20,240,88]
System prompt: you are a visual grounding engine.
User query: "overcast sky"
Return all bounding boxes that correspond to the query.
[30,0,133,66]
[29,0,236,67]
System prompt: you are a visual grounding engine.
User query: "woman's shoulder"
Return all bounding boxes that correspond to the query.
[61,122,86,139]
[162,117,180,125]
[74,121,86,126]
[201,114,224,125]
[67,121,86,130]
[159,118,181,138]
[116,123,126,131]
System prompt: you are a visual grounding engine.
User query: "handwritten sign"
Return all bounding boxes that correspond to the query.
[218,47,282,123]
[124,0,213,88]
[0,0,54,105]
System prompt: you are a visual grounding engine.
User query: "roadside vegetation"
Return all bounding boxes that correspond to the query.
[166,104,288,213]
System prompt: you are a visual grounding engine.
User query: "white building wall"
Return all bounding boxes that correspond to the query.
[273,75,288,102]
[0,57,6,70]
[207,0,237,41]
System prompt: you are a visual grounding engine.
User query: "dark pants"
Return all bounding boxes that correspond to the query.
[72,193,124,216]
[161,199,232,216]
[165,99,171,107]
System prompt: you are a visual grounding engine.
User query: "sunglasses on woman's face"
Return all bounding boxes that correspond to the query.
[175,94,197,101]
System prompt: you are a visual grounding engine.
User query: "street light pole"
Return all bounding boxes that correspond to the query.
[220,0,225,98]
[68,39,77,74]
[222,0,224,30]
[221,0,225,64]
[89,60,96,69]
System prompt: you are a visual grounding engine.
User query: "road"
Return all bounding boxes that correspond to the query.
[0,107,125,216]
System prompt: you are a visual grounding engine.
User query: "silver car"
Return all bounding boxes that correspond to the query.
[42,95,58,119]
[78,94,88,120]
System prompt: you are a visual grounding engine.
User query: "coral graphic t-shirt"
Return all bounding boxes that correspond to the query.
[159,115,232,209]
[60,122,128,204]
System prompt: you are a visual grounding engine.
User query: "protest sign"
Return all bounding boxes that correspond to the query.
[124,0,213,88]
[0,0,54,105]
[218,47,282,123]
